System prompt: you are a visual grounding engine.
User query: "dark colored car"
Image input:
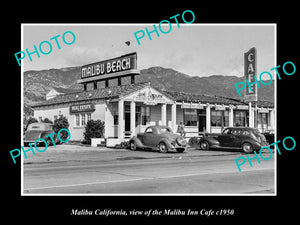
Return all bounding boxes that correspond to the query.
[199,127,269,153]
[263,129,275,147]
[129,125,187,153]
[24,122,60,146]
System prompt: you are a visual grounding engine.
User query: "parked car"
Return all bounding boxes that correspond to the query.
[129,125,187,153]
[199,127,269,153]
[24,122,60,146]
[263,129,275,147]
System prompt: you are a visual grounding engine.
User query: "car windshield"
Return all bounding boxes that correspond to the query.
[158,127,172,134]
[222,128,233,134]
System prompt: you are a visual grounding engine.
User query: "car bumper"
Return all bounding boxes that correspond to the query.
[253,142,270,150]
[170,143,187,150]
[24,139,45,144]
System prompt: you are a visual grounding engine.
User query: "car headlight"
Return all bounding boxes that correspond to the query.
[176,136,186,146]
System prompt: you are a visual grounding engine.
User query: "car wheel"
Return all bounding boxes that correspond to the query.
[242,142,253,153]
[158,142,168,153]
[129,140,137,151]
[176,148,185,153]
[200,141,209,150]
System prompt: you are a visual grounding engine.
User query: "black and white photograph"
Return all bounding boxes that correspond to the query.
[21,23,276,195]
[4,5,298,224]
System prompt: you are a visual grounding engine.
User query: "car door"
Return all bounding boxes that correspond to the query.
[143,127,157,148]
[216,128,233,147]
[230,129,244,147]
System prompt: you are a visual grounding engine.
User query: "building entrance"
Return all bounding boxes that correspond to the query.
[198,109,206,132]
[124,105,131,132]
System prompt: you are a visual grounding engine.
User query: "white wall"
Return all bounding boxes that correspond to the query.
[33,100,106,141]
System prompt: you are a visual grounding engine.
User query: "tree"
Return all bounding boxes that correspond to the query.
[53,116,69,141]
[83,120,105,144]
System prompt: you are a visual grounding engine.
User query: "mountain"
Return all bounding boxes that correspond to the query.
[137,67,274,102]
[24,67,82,105]
[23,66,274,106]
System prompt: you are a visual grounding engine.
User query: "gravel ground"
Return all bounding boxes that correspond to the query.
[22,143,244,164]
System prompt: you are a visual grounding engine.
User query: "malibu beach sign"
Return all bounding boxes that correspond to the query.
[81,52,137,79]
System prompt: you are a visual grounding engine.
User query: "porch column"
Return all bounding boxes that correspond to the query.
[206,104,211,133]
[171,103,177,131]
[249,102,254,128]
[161,103,167,126]
[118,99,124,140]
[270,108,275,130]
[130,101,136,137]
[229,105,234,127]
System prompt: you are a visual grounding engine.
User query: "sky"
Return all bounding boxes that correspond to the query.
[22,24,275,78]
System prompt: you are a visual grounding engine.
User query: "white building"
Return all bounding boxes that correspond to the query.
[32,52,275,147]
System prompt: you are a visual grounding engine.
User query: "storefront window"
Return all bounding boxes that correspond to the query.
[81,113,86,126]
[75,114,80,126]
[114,115,118,125]
[258,112,269,130]
[224,111,229,127]
[136,106,141,125]
[234,111,247,127]
[184,109,197,126]
[87,113,91,122]
[211,110,229,127]
[211,110,222,126]
[262,113,267,125]
[141,106,150,125]
[74,113,92,127]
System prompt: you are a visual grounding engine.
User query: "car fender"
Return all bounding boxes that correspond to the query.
[241,139,261,150]
[129,136,144,148]
[201,136,220,146]
[157,137,173,149]
[41,131,53,139]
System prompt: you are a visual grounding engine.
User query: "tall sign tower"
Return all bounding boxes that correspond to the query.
[244,47,258,102]
[244,47,258,128]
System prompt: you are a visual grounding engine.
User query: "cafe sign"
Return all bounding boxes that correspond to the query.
[70,103,95,113]
[244,47,258,102]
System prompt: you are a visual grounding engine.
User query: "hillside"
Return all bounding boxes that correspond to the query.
[23,66,274,105]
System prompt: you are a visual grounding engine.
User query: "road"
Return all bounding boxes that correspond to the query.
[22,145,275,195]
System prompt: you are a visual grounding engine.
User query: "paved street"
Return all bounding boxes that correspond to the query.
[22,144,275,195]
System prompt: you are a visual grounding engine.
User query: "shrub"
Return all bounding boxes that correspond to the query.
[83,120,105,144]
[188,136,200,145]
[53,116,70,141]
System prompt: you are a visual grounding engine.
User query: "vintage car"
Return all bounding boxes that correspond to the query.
[24,122,60,146]
[199,127,269,153]
[129,125,187,153]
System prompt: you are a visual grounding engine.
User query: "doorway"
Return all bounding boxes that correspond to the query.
[124,104,131,132]
[198,109,206,132]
